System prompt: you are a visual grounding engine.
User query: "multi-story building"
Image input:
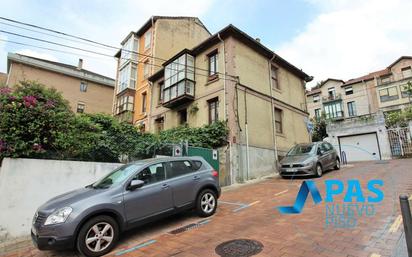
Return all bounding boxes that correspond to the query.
[113,16,211,127]
[148,24,312,184]
[6,53,115,114]
[306,77,379,121]
[307,56,412,121]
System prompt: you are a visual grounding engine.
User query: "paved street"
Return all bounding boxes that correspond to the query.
[1,159,412,257]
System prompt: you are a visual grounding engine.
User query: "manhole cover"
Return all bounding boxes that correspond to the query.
[215,239,263,257]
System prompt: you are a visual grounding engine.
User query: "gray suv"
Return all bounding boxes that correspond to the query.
[279,142,340,177]
[31,157,220,257]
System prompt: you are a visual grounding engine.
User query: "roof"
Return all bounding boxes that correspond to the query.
[7,53,115,87]
[388,56,412,68]
[149,24,312,82]
[342,68,390,87]
[306,88,321,96]
[306,78,344,96]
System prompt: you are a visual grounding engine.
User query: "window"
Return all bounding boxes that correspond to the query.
[400,84,412,98]
[380,75,391,85]
[274,108,283,134]
[144,30,152,50]
[144,60,150,78]
[120,35,138,66]
[192,160,203,171]
[158,82,164,104]
[136,163,165,185]
[314,108,321,120]
[208,51,218,77]
[271,66,279,90]
[379,87,399,102]
[324,102,343,119]
[166,161,194,179]
[345,86,353,95]
[80,81,87,92]
[141,92,147,113]
[154,117,164,133]
[347,101,357,117]
[208,98,219,124]
[116,95,134,114]
[313,95,320,103]
[327,87,336,99]
[178,109,187,124]
[77,103,85,113]
[118,63,137,93]
[402,67,412,78]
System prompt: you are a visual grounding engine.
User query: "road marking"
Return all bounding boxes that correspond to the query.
[389,215,402,233]
[274,190,288,196]
[233,201,261,212]
[370,253,381,257]
[408,195,412,200]
[115,239,157,256]
[219,200,246,206]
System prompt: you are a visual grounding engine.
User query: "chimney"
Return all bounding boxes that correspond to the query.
[77,59,83,70]
[255,38,261,43]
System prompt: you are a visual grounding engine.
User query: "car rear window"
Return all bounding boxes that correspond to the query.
[192,160,203,171]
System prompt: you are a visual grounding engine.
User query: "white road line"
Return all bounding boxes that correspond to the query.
[389,215,402,233]
[274,190,288,196]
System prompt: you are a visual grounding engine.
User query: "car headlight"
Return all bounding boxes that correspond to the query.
[44,207,72,225]
[302,160,314,166]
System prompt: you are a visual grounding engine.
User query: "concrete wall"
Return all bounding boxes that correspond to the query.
[7,62,114,114]
[0,158,121,239]
[326,113,392,160]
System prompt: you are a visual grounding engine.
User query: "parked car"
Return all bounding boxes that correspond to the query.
[31,157,220,257]
[279,142,340,178]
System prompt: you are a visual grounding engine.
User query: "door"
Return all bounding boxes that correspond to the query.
[317,143,330,168]
[339,133,381,162]
[165,160,199,208]
[323,142,336,168]
[123,162,173,223]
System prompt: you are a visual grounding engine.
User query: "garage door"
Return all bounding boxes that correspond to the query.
[339,133,381,162]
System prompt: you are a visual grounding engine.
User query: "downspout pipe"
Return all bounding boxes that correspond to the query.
[218,33,233,184]
[268,54,279,166]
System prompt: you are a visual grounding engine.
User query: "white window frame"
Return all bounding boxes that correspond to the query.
[144,30,152,50]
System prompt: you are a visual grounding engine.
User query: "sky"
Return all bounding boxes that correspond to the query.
[0,0,411,88]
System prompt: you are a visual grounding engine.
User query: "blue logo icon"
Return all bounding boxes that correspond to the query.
[277,181,322,214]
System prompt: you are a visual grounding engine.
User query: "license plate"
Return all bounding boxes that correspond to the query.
[31,226,37,236]
[286,168,297,172]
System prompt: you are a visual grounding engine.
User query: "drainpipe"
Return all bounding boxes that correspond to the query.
[6,63,12,87]
[268,54,279,166]
[218,33,232,184]
[148,81,154,131]
[362,79,372,114]
[244,87,250,180]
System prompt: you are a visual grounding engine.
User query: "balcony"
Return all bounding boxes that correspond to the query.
[162,51,195,109]
[325,111,344,121]
[322,93,342,103]
[163,80,195,108]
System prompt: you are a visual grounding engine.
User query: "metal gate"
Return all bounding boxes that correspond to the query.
[387,127,412,157]
[187,146,219,172]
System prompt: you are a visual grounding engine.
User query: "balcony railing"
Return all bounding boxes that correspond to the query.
[322,93,342,103]
[325,111,344,120]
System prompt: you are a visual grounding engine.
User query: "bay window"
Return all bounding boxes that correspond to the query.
[120,35,138,67]
[118,63,137,93]
[324,102,343,119]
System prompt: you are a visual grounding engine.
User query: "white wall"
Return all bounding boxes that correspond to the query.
[0,158,122,239]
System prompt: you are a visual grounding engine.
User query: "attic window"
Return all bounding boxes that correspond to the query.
[345,86,353,95]
[313,95,320,103]
[401,66,412,78]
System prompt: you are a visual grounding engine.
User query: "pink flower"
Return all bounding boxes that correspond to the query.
[0,87,12,95]
[23,95,37,108]
[44,99,55,108]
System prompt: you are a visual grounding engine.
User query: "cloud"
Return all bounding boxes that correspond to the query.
[277,0,412,87]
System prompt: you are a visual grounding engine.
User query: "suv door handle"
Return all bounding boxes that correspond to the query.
[193,175,200,181]
[161,184,169,189]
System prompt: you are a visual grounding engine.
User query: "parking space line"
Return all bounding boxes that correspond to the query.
[219,200,246,206]
[115,239,157,256]
[274,190,288,196]
[389,215,402,233]
[370,253,381,257]
[233,201,260,213]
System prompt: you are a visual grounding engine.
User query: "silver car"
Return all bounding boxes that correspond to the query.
[31,157,220,257]
[279,142,340,178]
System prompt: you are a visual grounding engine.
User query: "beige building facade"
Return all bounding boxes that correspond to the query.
[113,16,211,126]
[6,53,115,114]
[148,25,312,183]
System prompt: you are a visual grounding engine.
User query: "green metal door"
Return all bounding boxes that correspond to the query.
[187,146,219,171]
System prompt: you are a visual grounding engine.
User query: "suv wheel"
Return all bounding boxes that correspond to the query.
[77,215,119,257]
[196,189,217,217]
[334,158,341,170]
[316,163,323,177]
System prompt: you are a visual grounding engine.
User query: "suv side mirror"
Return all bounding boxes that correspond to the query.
[128,179,144,191]
[317,149,324,156]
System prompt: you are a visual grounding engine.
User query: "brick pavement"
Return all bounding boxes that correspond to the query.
[1,159,411,257]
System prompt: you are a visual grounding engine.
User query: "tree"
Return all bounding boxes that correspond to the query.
[311,115,328,142]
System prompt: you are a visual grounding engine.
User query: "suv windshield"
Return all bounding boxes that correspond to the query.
[92,163,141,189]
[287,144,315,156]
